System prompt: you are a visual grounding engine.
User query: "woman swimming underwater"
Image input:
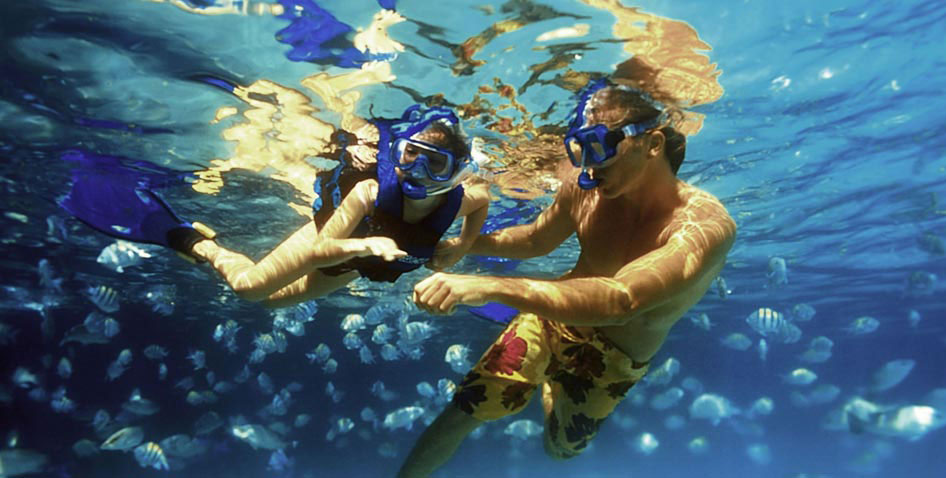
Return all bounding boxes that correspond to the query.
[61,104,491,308]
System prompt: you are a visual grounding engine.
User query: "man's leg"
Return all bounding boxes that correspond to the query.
[397,405,483,478]
[541,381,581,460]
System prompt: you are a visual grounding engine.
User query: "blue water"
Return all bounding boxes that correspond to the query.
[1,0,945,477]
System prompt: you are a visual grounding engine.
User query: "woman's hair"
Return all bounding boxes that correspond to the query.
[587,86,687,175]
[413,120,470,160]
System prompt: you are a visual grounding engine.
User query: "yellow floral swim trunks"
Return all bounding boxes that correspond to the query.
[452,313,649,456]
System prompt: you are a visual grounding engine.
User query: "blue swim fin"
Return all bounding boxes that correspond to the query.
[59,150,215,261]
[467,302,518,325]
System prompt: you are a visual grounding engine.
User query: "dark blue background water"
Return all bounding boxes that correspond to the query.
[1,0,944,477]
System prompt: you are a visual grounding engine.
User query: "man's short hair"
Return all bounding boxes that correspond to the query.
[586,86,686,175]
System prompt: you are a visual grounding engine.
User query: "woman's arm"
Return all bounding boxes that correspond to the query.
[429,184,490,270]
[192,179,404,301]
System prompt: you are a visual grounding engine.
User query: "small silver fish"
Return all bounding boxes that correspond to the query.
[321,358,338,374]
[689,313,714,331]
[133,442,169,470]
[306,343,331,364]
[102,318,120,338]
[444,344,471,374]
[871,359,915,392]
[380,344,400,361]
[295,414,313,428]
[50,387,76,414]
[96,240,152,273]
[846,316,880,335]
[72,439,100,458]
[340,314,367,332]
[100,426,144,451]
[187,350,206,370]
[123,388,160,416]
[371,381,399,402]
[714,276,730,299]
[372,324,394,344]
[416,382,436,399]
[791,303,816,322]
[757,338,769,362]
[720,333,753,351]
[116,349,133,367]
[86,285,120,313]
[257,372,274,394]
[0,449,48,477]
[91,410,110,432]
[143,345,168,361]
[689,394,738,426]
[105,361,127,381]
[12,367,38,388]
[194,411,223,435]
[784,368,818,386]
[231,424,287,450]
[142,284,176,316]
[767,257,788,287]
[159,434,207,458]
[342,332,363,350]
[37,259,63,293]
[382,406,426,431]
[908,309,921,328]
[60,324,111,346]
[359,345,375,364]
[57,357,72,379]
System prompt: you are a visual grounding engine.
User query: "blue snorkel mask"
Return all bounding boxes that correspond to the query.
[388,105,480,199]
[564,79,666,190]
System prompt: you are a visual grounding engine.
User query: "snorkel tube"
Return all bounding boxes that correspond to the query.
[567,78,611,190]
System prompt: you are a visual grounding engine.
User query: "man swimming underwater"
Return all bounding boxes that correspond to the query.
[397,78,737,476]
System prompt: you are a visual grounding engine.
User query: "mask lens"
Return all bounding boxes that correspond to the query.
[589,141,606,162]
[565,137,583,166]
[395,139,455,181]
[423,149,451,178]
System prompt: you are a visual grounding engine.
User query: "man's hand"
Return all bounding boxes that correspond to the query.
[427,237,470,271]
[413,272,491,315]
[353,237,407,262]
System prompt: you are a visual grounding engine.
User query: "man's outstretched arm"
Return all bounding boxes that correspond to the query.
[468,184,576,259]
[414,211,736,326]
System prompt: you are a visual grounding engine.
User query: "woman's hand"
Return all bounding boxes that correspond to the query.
[352,237,407,262]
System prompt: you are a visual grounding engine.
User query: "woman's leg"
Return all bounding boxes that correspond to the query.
[191,221,329,301]
[261,269,358,308]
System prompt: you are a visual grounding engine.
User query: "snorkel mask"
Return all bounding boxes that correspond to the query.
[389,105,483,199]
[564,79,667,190]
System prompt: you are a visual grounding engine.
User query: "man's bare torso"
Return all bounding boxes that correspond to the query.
[564,180,734,363]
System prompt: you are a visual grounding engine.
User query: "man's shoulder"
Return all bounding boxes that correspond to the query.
[680,183,730,218]
[674,183,736,241]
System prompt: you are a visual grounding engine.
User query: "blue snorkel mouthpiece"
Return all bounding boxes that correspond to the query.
[577,170,600,190]
[401,178,429,199]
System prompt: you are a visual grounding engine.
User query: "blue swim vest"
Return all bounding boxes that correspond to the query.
[312,117,463,283]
